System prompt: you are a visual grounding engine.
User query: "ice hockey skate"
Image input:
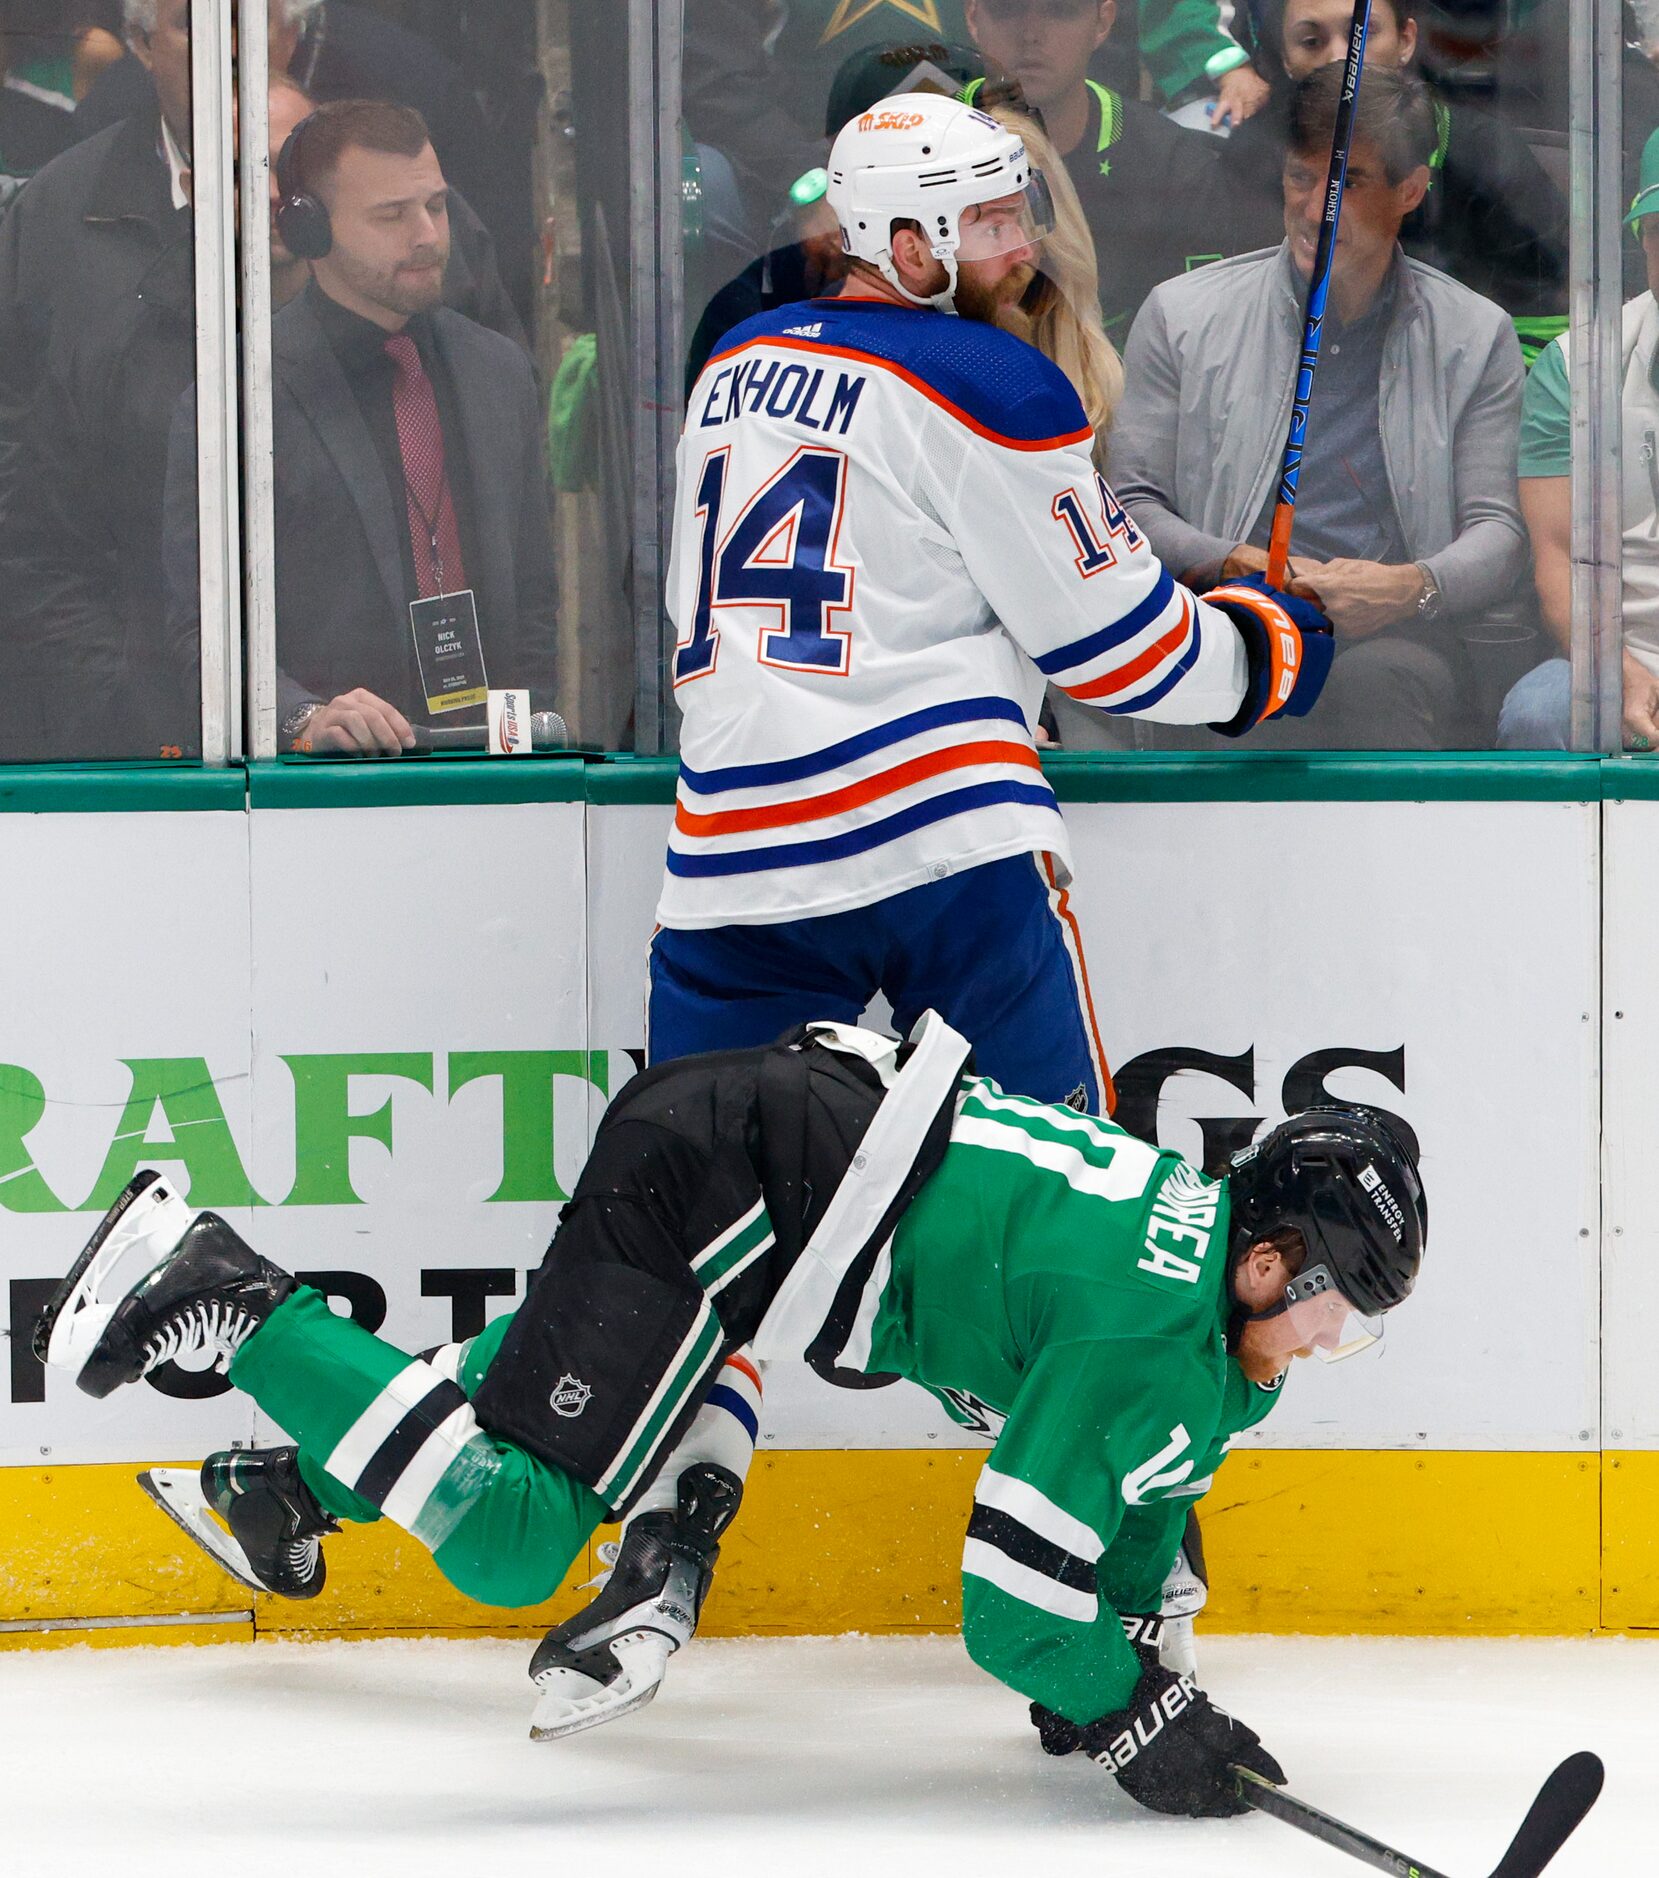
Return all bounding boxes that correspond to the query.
[33,1168,295,1399]
[528,1461,743,1741]
[139,1447,340,1599]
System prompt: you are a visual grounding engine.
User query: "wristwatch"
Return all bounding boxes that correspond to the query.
[1414,562,1443,622]
[280,700,322,748]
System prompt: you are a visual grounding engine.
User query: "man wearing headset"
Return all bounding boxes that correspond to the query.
[254,100,556,755]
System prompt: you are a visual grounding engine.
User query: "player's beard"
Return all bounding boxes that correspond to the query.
[955,260,1036,326]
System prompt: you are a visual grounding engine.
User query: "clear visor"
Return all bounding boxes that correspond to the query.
[954,173,1055,260]
[1254,1263,1383,1364]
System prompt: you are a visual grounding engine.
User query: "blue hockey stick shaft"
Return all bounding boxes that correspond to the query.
[1265,0,1375,588]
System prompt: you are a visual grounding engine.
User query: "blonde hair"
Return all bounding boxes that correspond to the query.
[990,106,1123,465]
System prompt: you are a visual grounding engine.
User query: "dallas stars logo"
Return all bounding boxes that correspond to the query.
[819,0,945,46]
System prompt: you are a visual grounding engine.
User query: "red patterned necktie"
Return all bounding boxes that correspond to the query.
[384,331,466,597]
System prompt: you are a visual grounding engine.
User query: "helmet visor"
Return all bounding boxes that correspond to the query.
[954,173,1055,260]
[1258,1263,1383,1365]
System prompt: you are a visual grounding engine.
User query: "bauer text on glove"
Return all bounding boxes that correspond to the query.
[1076,1662,1285,1818]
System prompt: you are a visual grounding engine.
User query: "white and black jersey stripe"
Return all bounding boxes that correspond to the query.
[323,1359,497,1550]
[961,1466,1104,1624]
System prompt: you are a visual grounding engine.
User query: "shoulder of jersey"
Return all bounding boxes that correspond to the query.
[709,300,1091,449]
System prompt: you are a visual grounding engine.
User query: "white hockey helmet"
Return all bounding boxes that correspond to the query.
[825,91,1053,314]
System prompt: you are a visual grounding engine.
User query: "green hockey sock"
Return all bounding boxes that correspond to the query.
[230,1287,606,1608]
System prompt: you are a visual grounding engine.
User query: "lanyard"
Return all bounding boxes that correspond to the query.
[404,475,450,593]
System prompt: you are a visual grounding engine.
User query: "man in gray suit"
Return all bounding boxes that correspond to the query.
[263,100,555,753]
[1109,65,1526,750]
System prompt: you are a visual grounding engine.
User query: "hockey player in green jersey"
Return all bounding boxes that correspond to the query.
[37,1010,1424,1821]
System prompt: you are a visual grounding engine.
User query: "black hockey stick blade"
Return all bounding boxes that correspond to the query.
[1485,1751,1603,1878]
[1232,1751,1603,1878]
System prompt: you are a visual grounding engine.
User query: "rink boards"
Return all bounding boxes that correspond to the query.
[2,756,1655,1641]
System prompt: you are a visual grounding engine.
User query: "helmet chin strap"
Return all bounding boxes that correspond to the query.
[877,246,960,316]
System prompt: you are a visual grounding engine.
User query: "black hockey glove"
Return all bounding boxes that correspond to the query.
[1201,572,1334,737]
[1077,1661,1285,1818]
[1029,1614,1168,1757]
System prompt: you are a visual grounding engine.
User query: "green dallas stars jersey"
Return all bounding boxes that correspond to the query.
[861,1077,1284,1726]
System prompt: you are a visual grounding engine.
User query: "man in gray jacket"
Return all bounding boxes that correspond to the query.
[1111,64,1526,749]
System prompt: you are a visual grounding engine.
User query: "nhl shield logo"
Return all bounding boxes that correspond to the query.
[550,1374,592,1418]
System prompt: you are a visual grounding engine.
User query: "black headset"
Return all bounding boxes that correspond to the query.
[274,113,333,261]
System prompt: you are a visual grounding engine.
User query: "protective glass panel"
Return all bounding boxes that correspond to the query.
[0,0,201,764]
[677,0,1571,757]
[264,0,631,758]
[1616,14,1659,757]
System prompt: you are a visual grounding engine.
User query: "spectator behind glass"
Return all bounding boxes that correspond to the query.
[169,100,556,756]
[0,0,199,761]
[1222,0,1568,363]
[1497,128,1659,754]
[757,0,1266,175]
[0,0,122,177]
[683,0,827,230]
[962,0,1237,347]
[75,0,526,318]
[1111,64,1527,750]
[70,0,526,347]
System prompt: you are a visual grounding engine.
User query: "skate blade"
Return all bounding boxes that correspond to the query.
[529,1631,673,1742]
[40,1176,195,1378]
[137,1468,267,1596]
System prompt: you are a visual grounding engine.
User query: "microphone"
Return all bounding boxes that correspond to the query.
[410,709,568,752]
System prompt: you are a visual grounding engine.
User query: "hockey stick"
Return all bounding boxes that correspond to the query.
[1264,0,1374,589]
[1231,1751,1604,1878]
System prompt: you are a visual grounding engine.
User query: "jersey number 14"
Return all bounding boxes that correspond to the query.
[675,447,855,685]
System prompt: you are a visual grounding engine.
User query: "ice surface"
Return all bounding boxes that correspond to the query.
[0,1633,1648,1876]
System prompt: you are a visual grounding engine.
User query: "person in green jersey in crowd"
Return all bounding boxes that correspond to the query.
[38,1010,1425,1821]
[1496,125,1659,753]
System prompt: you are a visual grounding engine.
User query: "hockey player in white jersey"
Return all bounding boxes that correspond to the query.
[650,91,1331,1099]
[524,92,1340,1739]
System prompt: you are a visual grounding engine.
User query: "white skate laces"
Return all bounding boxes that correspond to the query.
[139,1299,262,1378]
[285,1536,323,1581]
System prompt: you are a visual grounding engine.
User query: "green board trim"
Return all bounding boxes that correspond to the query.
[1601,763,1659,800]
[0,765,245,813]
[246,754,588,809]
[1038,751,1601,802]
[584,755,681,804]
[0,751,1637,812]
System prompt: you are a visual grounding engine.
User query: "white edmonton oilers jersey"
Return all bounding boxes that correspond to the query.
[659,297,1247,929]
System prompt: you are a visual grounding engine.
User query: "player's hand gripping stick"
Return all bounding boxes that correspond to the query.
[1264,0,1375,589]
[1230,1748,1604,1878]
[1202,573,1335,734]
[1072,1661,1285,1817]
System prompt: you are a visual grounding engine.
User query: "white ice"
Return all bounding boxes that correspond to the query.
[0,1633,1647,1876]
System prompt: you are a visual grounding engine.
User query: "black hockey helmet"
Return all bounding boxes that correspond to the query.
[1225,1105,1426,1316]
